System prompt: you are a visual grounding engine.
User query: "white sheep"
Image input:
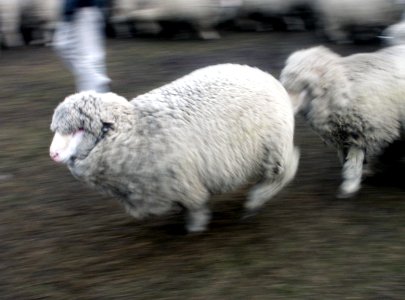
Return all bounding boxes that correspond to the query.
[0,0,23,47]
[49,64,299,232]
[24,0,61,45]
[280,45,405,198]
[111,0,241,39]
[313,0,404,43]
[108,0,160,37]
[239,0,316,31]
[0,0,60,47]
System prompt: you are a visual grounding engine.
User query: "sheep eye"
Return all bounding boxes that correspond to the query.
[302,82,311,91]
[101,122,113,133]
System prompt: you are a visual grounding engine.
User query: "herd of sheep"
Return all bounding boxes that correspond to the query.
[8,0,402,233]
[1,0,405,48]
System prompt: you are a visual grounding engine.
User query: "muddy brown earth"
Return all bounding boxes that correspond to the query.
[1,31,405,299]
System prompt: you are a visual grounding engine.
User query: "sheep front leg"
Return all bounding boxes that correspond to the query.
[185,204,211,233]
[338,147,365,198]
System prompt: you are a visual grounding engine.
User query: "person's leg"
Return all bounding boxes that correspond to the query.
[74,7,111,92]
[52,21,77,73]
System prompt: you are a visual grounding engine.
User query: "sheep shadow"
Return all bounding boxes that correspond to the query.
[363,140,405,190]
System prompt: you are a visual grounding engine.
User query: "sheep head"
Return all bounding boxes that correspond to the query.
[49,91,131,164]
[280,46,349,115]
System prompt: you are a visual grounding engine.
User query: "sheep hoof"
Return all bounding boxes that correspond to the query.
[185,207,211,233]
[242,208,260,220]
[336,190,356,199]
[337,184,360,199]
[199,31,220,40]
[186,223,207,233]
[337,179,361,198]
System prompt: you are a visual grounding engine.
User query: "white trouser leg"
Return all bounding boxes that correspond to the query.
[53,8,110,92]
[53,21,77,73]
[74,8,110,92]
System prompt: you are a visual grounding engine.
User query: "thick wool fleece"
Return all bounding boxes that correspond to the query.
[51,64,298,229]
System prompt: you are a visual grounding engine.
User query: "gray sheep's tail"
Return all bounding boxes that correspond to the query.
[245,146,300,213]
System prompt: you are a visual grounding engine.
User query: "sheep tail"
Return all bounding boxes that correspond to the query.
[266,146,300,199]
[245,146,300,213]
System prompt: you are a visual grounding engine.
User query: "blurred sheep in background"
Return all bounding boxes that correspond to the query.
[1,0,404,46]
[312,0,404,43]
[0,0,61,47]
[237,0,317,32]
[109,0,242,39]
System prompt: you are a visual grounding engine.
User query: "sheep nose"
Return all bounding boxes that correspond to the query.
[50,150,59,161]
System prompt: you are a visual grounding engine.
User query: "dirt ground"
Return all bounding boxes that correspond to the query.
[1,30,405,299]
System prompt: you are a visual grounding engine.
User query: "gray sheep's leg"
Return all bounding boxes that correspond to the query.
[196,20,220,40]
[198,30,220,40]
[185,204,211,233]
[245,179,280,215]
[245,168,287,215]
[245,147,299,216]
[338,147,365,198]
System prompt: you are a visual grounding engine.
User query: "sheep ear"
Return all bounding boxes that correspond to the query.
[332,90,351,108]
[98,103,116,125]
[98,92,129,125]
[99,112,114,125]
[324,67,352,108]
[305,71,323,97]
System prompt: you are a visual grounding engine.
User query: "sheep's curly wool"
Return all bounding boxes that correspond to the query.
[51,64,299,231]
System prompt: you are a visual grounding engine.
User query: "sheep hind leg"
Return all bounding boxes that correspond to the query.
[337,147,365,198]
[245,147,299,216]
[244,177,284,218]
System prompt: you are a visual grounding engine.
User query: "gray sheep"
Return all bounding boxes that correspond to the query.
[0,0,60,47]
[50,64,299,232]
[280,46,405,198]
